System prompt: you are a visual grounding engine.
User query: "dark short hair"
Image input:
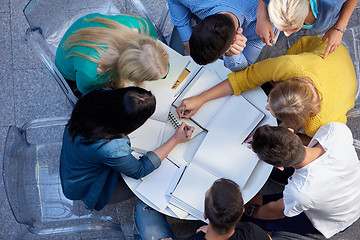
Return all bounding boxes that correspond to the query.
[204,178,243,235]
[67,87,156,144]
[252,125,305,167]
[189,14,236,65]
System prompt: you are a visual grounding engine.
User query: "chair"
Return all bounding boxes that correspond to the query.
[343,25,360,118]
[130,0,172,44]
[23,0,121,107]
[3,117,126,239]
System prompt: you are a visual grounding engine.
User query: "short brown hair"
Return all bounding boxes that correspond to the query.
[204,178,243,235]
[269,77,321,132]
[252,125,306,167]
[189,14,236,65]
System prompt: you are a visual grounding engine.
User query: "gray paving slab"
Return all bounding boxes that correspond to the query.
[11,0,43,70]
[0,70,15,127]
[0,0,10,13]
[13,68,71,126]
[0,12,11,70]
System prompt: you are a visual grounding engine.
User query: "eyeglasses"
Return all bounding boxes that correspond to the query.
[161,62,170,79]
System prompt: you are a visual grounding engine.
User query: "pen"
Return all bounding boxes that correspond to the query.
[184,126,188,138]
[181,105,186,116]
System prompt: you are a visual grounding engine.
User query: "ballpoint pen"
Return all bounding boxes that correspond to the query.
[181,105,186,116]
[184,126,188,138]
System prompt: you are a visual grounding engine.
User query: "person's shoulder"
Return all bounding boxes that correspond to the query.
[314,122,352,143]
[96,137,132,158]
[231,222,269,240]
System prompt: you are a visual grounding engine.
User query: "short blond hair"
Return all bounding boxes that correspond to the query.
[268,0,309,30]
[64,16,169,88]
[269,77,321,132]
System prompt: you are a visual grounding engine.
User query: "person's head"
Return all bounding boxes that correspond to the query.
[64,16,169,88]
[204,178,244,235]
[252,125,306,167]
[267,77,321,132]
[67,87,156,144]
[189,14,236,65]
[268,0,309,36]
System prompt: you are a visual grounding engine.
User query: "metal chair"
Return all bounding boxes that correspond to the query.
[3,117,126,239]
[23,0,121,108]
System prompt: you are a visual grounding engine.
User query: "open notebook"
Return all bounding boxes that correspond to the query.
[168,94,265,221]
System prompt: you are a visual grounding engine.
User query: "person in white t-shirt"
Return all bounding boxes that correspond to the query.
[243,122,360,238]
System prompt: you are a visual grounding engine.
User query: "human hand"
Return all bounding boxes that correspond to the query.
[255,17,275,46]
[244,136,253,149]
[225,28,247,56]
[196,225,208,233]
[322,27,344,59]
[183,41,190,56]
[176,95,206,119]
[172,122,194,143]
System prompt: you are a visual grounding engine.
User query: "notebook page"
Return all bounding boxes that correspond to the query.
[128,118,166,153]
[191,95,264,188]
[173,68,230,128]
[171,164,219,217]
[136,157,181,210]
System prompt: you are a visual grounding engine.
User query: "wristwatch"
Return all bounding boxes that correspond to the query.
[333,25,346,33]
[245,205,258,217]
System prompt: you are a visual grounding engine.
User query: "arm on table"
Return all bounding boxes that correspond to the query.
[322,0,359,59]
[176,79,234,118]
[153,122,194,159]
[256,0,275,46]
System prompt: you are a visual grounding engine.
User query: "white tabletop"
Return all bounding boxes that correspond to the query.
[123,86,276,220]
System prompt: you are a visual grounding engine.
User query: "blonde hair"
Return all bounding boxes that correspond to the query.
[268,0,309,30]
[269,77,321,131]
[64,16,169,87]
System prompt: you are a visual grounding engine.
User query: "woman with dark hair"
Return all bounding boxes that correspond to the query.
[60,87,193,211]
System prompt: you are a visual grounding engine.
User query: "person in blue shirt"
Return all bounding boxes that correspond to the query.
[167,0,264,71]
[256,0,358,59]
[60,87,194,211]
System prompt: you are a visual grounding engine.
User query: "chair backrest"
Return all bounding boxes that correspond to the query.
[129,0,173,44]
[23,0,121,108]
[3,117,125,238]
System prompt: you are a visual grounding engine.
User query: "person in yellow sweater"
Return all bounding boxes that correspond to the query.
[176,36,357,137]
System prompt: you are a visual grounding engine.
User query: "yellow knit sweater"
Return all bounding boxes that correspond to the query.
[228,36,357,137]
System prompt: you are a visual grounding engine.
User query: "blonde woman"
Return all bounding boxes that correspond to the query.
[55,13,169,94]
[255,0,358,59]
[176,36,357,137]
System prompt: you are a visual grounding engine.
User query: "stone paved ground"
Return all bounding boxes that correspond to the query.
[0,0,359,239]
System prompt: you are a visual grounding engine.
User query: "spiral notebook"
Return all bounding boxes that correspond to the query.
[167,106,206,139]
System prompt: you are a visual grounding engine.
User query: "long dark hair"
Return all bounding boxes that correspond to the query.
[67,87,156,145]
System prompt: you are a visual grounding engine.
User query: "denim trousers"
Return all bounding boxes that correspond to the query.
[134,200,177,240]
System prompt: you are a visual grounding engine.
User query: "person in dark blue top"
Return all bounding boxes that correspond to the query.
[60,87,193,211]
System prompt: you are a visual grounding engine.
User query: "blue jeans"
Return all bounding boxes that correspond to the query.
[134,200,177,240]
[241,193,321,235]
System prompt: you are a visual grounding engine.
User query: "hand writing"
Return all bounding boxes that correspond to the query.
[176,95,205,119]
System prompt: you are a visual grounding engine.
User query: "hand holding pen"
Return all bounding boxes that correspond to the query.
[173,122,194,143]
[176,95,205,119]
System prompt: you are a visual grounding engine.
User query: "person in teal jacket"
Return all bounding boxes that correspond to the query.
[60,87,194,211]
[55,13,169,94]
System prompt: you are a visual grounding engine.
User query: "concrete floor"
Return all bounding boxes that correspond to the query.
[0,0,360,239]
